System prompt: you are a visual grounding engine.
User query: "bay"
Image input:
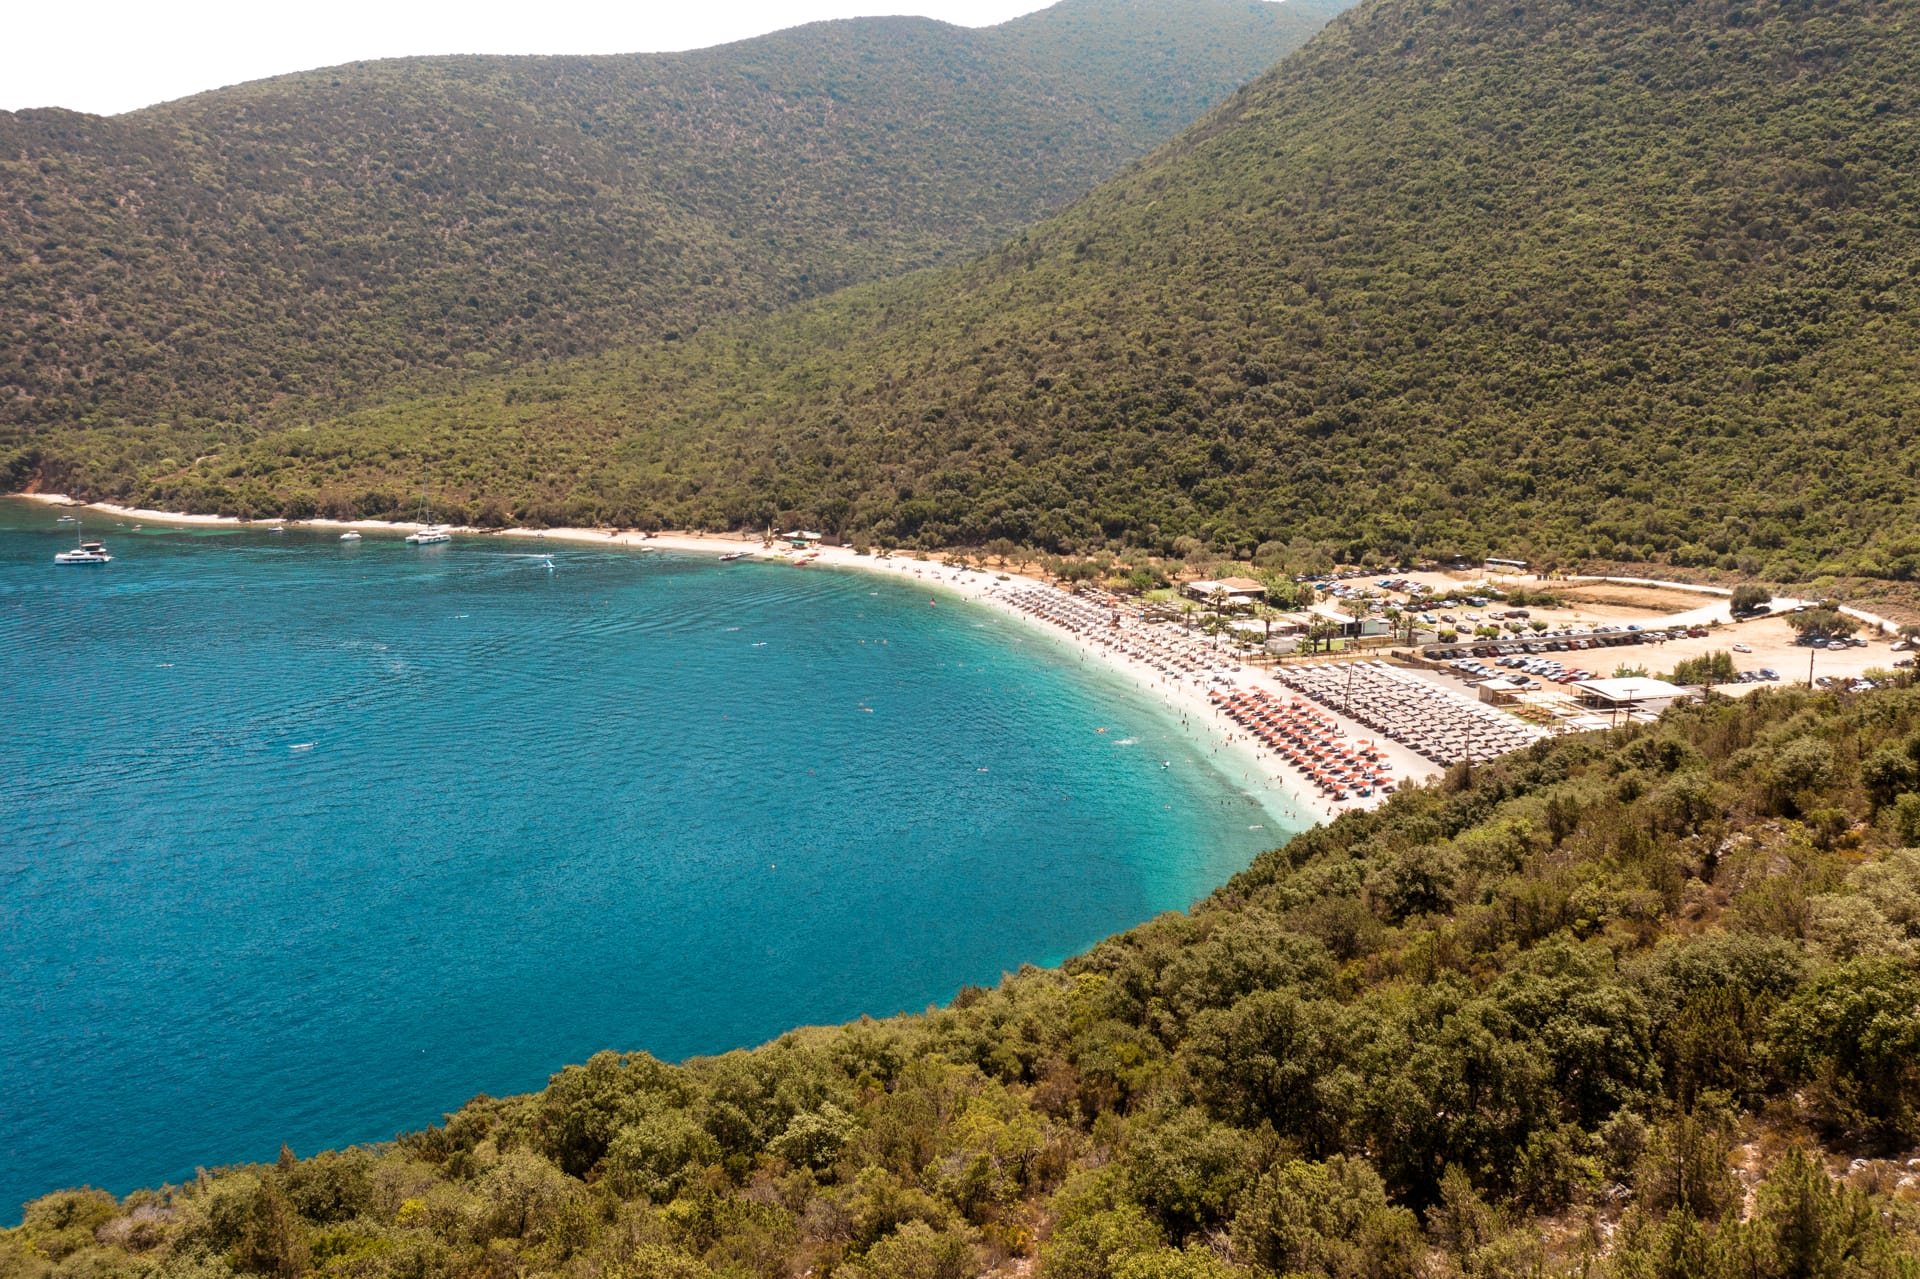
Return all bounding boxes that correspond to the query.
[0,498,1297,1217]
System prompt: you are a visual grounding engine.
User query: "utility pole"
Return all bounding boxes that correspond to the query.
[1808,644,1816,689]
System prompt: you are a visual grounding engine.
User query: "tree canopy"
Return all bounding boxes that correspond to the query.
[26,0,1918,584]
[0,0,1348,438]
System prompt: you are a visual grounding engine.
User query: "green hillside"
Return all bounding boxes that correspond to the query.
[58,0,1920,583]
[13,685,1920,1276]
[0,0,1346,436]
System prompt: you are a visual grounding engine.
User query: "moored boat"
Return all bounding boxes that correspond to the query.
[54,521,111,565]
[405,463,450,545]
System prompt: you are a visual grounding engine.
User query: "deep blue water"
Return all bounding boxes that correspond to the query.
[0,499,1297,1219]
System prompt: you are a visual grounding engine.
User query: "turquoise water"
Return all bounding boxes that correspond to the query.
[0,499,1296,1218]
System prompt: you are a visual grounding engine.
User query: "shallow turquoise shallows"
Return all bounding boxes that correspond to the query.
[0,499,1298,1219]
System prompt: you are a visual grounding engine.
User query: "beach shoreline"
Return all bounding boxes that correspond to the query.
[17,495,1392,828]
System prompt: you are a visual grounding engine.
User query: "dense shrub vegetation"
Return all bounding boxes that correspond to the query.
[12,685,1920,1276]
[37,0,1920,582]
[0,0,1346,435]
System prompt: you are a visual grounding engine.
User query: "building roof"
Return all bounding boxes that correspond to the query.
[1187,577,1268,595]
[1573,676,1690,703]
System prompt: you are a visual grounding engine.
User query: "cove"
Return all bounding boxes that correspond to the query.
[0,498,1301,1217]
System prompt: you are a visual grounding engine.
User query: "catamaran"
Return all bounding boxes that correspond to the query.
[404,467,452,545]
[54,520,111,565]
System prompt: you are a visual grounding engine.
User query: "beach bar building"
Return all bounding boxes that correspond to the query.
[783,530,823,549]
[1572,676,1689,713]
[1182,576,1269,608]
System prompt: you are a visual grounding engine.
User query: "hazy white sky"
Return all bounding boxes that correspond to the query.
[4,0,1056,116]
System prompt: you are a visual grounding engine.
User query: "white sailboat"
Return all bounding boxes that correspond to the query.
[54,519,112,565]
[405,466,451,545]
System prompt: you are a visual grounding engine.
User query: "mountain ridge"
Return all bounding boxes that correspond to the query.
[30,0,1917,582]
[0,0,1349,434]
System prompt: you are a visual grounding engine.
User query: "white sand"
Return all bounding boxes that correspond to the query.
[25,501,1369,830]
[28,496,1916,807]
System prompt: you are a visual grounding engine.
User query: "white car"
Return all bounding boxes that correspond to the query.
[1732,643,1751,653]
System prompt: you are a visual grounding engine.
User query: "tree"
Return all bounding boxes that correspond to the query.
[1731,584,1772,614]
[1730,1148,1890,1279]
[1340,597,1370,644]
[1230,1156,1417,1279]
[1771,958,1920,1144]
[1861,748,1920,811]
[1672,652,1738,687]
[1790,610,1860,641]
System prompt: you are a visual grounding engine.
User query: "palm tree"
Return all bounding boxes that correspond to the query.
[1341,596,1371,647]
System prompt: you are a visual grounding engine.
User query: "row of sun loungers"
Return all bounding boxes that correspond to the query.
[1210,688,1394,802]
[1273,661,1546,763]
[995,584,1236,680]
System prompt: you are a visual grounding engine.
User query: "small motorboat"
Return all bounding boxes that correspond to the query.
[339,531,362,542]
[719,551,748,562]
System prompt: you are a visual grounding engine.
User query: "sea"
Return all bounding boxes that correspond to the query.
[0,498,1301,1219]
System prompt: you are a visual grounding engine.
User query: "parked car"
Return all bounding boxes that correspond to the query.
[1732,643,1752,653]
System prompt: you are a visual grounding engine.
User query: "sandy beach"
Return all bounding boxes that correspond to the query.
[22,495,1398,828]
[66,495,1902,815]
[48,494,1909,812]
[490,528,1432,824]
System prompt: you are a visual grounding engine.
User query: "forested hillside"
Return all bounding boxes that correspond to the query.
[12,684,1920,1276]
[54,0,1920,583]
[0,0,1347,435]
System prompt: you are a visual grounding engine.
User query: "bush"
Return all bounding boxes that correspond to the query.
[844,1222,977,1279]
[1120,1109,1256,1240]
[1771,959,1920,1144]
[1229,1156,1417,1279]
[1039,1206,1164,1279]
[604,1109,722,1200]
[1672,652,1738,685]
